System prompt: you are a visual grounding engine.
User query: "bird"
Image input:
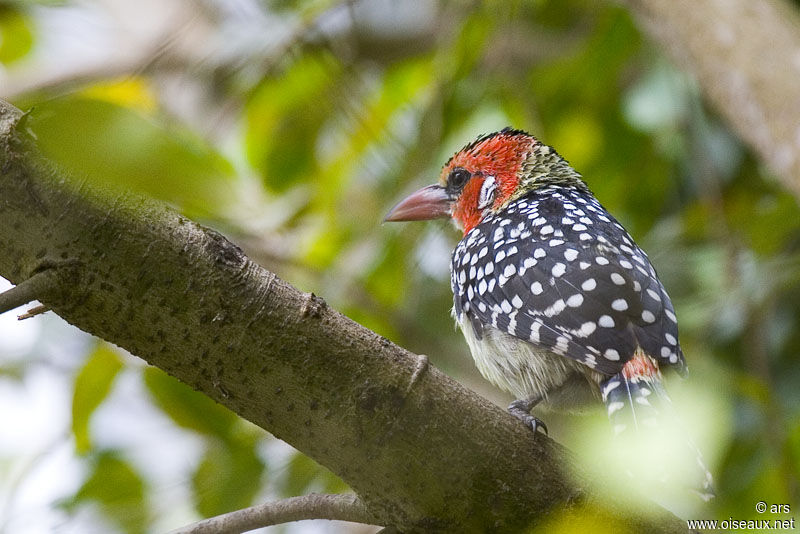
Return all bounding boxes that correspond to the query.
[384,127,714,501]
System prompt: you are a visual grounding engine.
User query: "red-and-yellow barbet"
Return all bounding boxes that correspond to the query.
[385,128,714,500]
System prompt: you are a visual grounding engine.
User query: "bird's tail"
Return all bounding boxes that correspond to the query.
[600,351,715,502]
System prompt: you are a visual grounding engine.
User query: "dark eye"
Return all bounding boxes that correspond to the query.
[447,168,471,191]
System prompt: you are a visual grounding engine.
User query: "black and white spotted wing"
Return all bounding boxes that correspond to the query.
[450,186,686,376]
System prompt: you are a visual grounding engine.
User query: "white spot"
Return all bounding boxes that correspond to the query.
[599,315,615,328]
[511,295,523,308]
[530,321,541,343]
[595,256,610,265]
[469,265,476,279]
[607,401,624,415]
[665,333,677,345]
[485,262,494,275]
[669,353,678,363]
[540,225,554,235]
[478,279,487,295]
[531,281,543,295]
[551,263,566,277]
[579,321,596,336]
[461,252,471,265]
[501,300,512,313]
[647,289,661,301]
[477,175,497,210]
[562,217,574,225]
[555,336,569,353]
[496,250,506,262]
[633,281,641,292]
[641,310,656,323]
[665,309,677,323]
[660,346,671,358]
[566,294,584,307]
[478,302,486,312]
[579,262,590,270]
[611,298,628,311]
[478,246,488,258]
[573,223,588,231]
[503,264,516,278]
[534,248,546,259]
[488,278,496,292]
[545,299,566,317]
[523,257,536,269]
[498,274,507,286]
[549,239,564,247]
[619,259,633,269]
[531,217,546,226]
[581,278,596,291]
[467,285,474,299]
[564,249,579,261]
[579,217,593,225]
[579,233,592,241]
[610,272,625,285]
[604,348,620,361]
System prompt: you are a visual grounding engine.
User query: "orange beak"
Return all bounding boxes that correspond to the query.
[384,185,453,222]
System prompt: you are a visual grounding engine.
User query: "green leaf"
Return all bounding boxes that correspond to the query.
[280,452,348,497]
[0,7,34,65]
[245,52,341,192]
[27,96,236,218]
[64,451,149,534]
[192,439,264,517]
[143,366,238,438]
[72,344,124,455]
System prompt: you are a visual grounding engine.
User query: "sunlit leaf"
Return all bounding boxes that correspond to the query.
[28,96,236,218]
[72,344,124,455]
[80,77,158,114]
[0,7,34,65]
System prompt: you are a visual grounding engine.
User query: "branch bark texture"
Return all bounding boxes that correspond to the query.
[620,0,800,195]
[0,100,687,532]
[168,493,372,534]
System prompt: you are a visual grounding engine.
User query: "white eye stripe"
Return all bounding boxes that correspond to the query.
[477,176,497,210]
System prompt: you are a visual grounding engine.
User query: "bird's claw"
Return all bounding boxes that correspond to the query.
[521,414,548,436]
[508,401,548,436]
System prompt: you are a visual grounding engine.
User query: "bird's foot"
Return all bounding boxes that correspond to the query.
[508,398,548,436]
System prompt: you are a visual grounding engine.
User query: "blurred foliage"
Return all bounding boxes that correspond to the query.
[60,450,149,534]
[2,0,800,532]
[72,343,123,455]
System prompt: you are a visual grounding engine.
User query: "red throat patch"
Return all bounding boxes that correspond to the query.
[441,131,536,234]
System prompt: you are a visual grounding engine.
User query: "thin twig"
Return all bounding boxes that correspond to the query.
[18,305,49,320]
[167,493,378,534]
[0,270,57,315]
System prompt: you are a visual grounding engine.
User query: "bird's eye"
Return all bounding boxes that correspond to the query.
[447,168,472,191]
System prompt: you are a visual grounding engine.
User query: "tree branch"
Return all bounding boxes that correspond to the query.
[0,270,53,314]
[168,493,375,534]
[0,99,688,532]
[619,0,800,196]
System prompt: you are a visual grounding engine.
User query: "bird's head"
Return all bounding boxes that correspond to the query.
[385,128,582,234]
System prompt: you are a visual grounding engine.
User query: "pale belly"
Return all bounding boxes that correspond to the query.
[457,315,604,411]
